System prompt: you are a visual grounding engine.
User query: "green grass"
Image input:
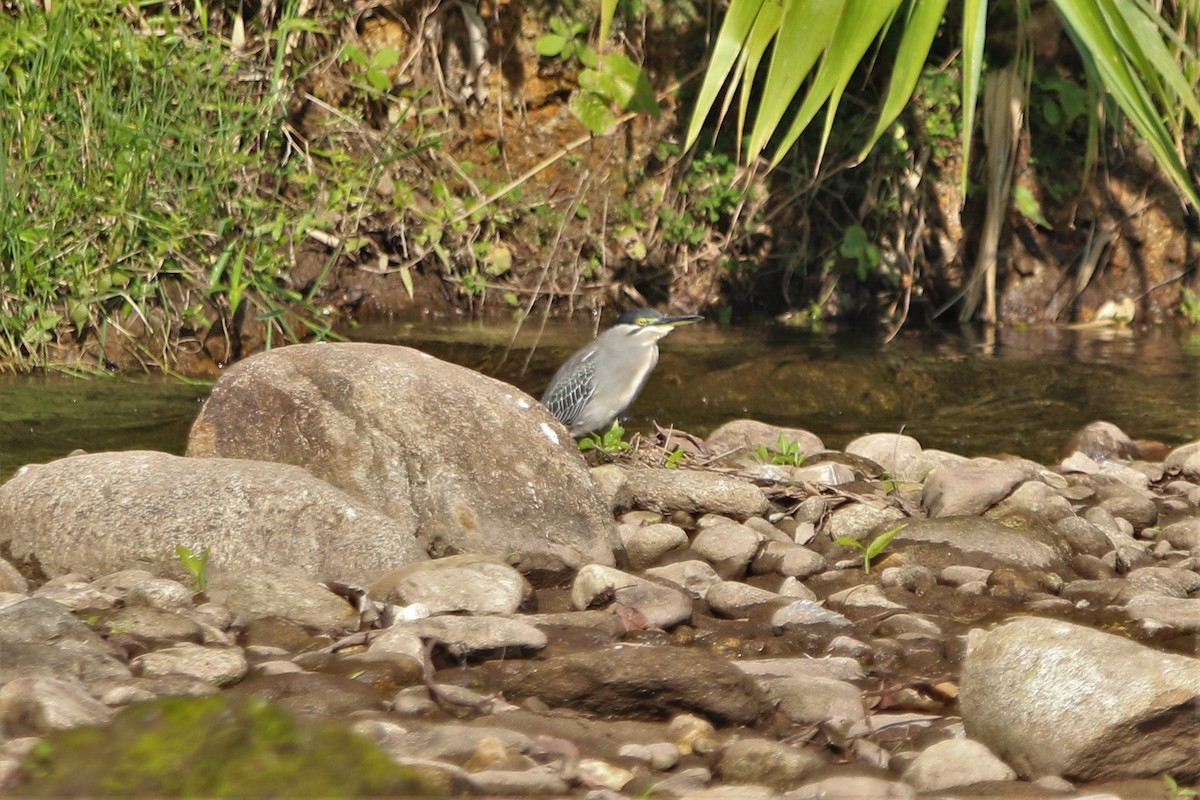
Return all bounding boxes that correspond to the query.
[0,0,335,372]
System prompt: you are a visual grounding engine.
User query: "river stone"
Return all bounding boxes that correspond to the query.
[704,581,781,618]
[922,458,1026,517]
[372,614,548,660]
[791,775,916,800]
[825,503,907,543]
[622,522,689,570]
[750,541,825,579]
[1064,421,1140,461]
[0,677,113,737]
[369,555,531,615]
[99,606,204,645]
[960,616,1200,781]
[903,737,1017,791]
[1124,567,1200,599]
[204,568,359,633]
[1165,440,1200,478]
[645,560,723,599]
[716,736,826,790]
[570,564,693,629]
[125,578,194,611]
[131,642,248,687]
[621,468,769,520]
[1159,517,1200,552]
[0,451,427,585]
[705,420,825,462]
[766,675,867,736]
[0,597,109,653]
[889,516,1068,573]
[489,643,769,724]
[186,342,617,574]
[690,522,764,579]
[844,433,924,481]
[0,558,27,594]
[1123,595,1200,632]
[0,642,132,689]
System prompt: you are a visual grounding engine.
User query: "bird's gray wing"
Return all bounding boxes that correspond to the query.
[541,348,598,429]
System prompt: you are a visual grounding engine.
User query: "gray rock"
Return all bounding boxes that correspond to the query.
[790,775,916,800]
[1159,518,1200,553]
[996,480,1076,521]
[645,560,722,599]
[490,644,769,725]
[1055,516,1114,558]
[131,642,248,687]
[828,584,906,610]
[717,737,825,790]
[0,451,427,585]
[705,581,781,618]
[1124,567,1200,599]
[960,616,1200,781]
[880,565,936,592]
[373,614,547,659]
[734,656,863,683]
[690,522,764,579]
[205,569,359,633]
[623,523,689,570]
[570,564,692,629]
[1065,421,1140,461]
[0,558,28,594]
[590,463,632,512]
[844,433,924,481]
[469,768,570,796]
[922,458,1026,517]
[0,642,132,688]
[1094,480,1159,530]
[32,583,116,612]
[938,565,992,587]
[766,675,866,736]
[622,469,769,521]
[369,554,531,615]
[125,578,194,611]
[824,503,906,543]
[705,420,825,465]
[1123,596,1200,632]
[776,577,817,600]
[891,516,1069,573]
[750,541,825,579]
[0,597,109,653]
[770,599,853,631]
[90,569,158,596]
[1165,440,1200,478]
[618,742,680,771]
[903,737,1017,791]
[101,606,204,644]
[0,677,113,737]
[186,342,617,573]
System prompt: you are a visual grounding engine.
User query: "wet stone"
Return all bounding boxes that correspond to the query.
[717,737,826,791]
[690,522,764,580]
[622,523,689,570]
[903,737,1017,791]
[645,560,722,599]
[131,642,248,687]
[570,564,692,629]
[369,554,531,615]
[124,578,194,611]
[704,581,781,618]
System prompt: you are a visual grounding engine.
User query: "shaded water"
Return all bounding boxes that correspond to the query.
[1,320,1197,481]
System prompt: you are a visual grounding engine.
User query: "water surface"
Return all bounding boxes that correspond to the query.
[1,320,1197,481]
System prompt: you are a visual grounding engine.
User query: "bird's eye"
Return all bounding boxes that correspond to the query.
[638,318,649,326]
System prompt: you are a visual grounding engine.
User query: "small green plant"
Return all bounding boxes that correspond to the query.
[535,16,592,64]
[660,149,743,246]
[663,448,687,469]
[1180,287,1200,326]
[834,524,907,574]
[175,545,212,592]
[340,43,401,94]
[1163,774,1198,800]
[535,13,659,134]
[753,434,807,467]
[579,420,632,454]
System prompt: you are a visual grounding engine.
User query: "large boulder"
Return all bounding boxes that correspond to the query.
[0,451,426,584]
[186,343,617,574]
[960,616,1200,781]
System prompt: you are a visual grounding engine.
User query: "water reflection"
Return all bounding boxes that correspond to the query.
[0,320,1196,481]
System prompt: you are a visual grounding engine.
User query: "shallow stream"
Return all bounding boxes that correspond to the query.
[2,319,1197,481]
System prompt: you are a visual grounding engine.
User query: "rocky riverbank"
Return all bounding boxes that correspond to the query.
[0,342,1197,797]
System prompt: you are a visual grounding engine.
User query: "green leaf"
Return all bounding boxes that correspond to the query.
[960,0,987,198]
[746,0,844,164]
[598,0,617,52]
[865,524,906,561]
[684,0,767,150]
[570,90,615,134]
[833,535,866,552]
[858,0,951,163]
[601,52,660,116]
[536,34,566,57]
[1013,184,1050,228]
